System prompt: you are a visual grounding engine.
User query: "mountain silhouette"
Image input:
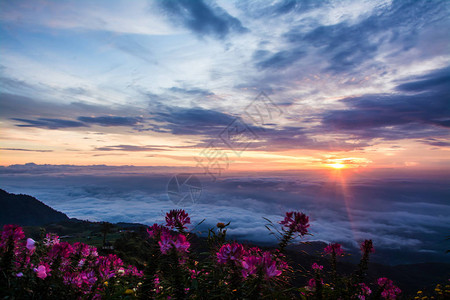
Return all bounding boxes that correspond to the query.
[0,189,69,226]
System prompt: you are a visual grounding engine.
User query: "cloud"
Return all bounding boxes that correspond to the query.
[150,106,236,135]
[0,148,53,152]
[78,116,143,127]
[168,87,215,97]
[95,145,168,152]
[253,49,306,70]
[396,66,450,92]
[158,0,247,39]
[320,66,450,140]
[11,117,87,129]
[1,167,449,264]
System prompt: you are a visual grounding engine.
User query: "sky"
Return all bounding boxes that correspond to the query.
[1,1,450,264]
[0,0,449,171]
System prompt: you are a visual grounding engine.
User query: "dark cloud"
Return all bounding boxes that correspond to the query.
[396,66,450,92]
[168,87,215,97]
[236,0,328,18]
[95,145,168,152]
[78,116,143,127]
[11,117,87,129]
[0,148,53,152]
[253,49,306,70]
[158,0,247,39]
[150,106,236,135]
[321,66,450,140]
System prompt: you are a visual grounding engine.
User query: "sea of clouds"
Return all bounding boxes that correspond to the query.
[1,164,449,265]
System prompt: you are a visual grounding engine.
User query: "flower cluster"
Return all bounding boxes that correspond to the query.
[356,282,372,300]
[377,277,401,299]
[216,242,288,280]
[279,211,310,235]
[165,209,191,230]
[216,242,244,265]
[1,209,406,299]
[158,232,190,255]
[0,224,143,297]
[324,242,344,256]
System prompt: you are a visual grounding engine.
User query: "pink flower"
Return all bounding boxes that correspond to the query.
[172,234,190,253]
[43,233,60,246]
[16,272,23,277]
[377,277,401,299]
[262,251,287,279]
[324,243,344,256]
[312,263,323,271]
[158,232,190,254]
[165,209,190,230]
[217,242,244,264]
[356,282,372,299]
[158,232,173,254]
[280,211,310,235]
[147,223,169,238]
[34,264,51,279]
[307,278,324,290]
[0,224,25,249]
[241,255,261,278]
[360,239,375,254]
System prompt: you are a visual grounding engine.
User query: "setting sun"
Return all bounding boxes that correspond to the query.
[328,163,346,169]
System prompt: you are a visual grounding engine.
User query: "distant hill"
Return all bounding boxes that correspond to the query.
[0,189,69,226]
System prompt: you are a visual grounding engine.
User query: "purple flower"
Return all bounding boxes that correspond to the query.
[217,242,244,264]
[26,238,36,252]
[324,243,344,256]
[280,211,310,235]
[165,209,191,230]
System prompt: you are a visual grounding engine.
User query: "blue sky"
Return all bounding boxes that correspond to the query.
[0,0,449,170]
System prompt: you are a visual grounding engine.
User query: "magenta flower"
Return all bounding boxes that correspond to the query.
[0,224,25,249]
[241,255,261,278]
[307,277,324,290]
[158,232,190,254]
[43,233,60,246]
[34,264,51,279]
[324,243,344,256]
[360,239,375,254]
[26,238,36,252]
[311,262,323,271]
[263,251,288,279]
[280,211,310,235]
[165,209,191,230]
[357,282,372,299]
[377,277,401,299]
[158,232,173,254]
[172,234,190,253]
[147,223,169,238]
[217,242,244,264]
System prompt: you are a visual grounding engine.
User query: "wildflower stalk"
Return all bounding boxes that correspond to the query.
[170,248,186,300]
[278,227,294,253]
